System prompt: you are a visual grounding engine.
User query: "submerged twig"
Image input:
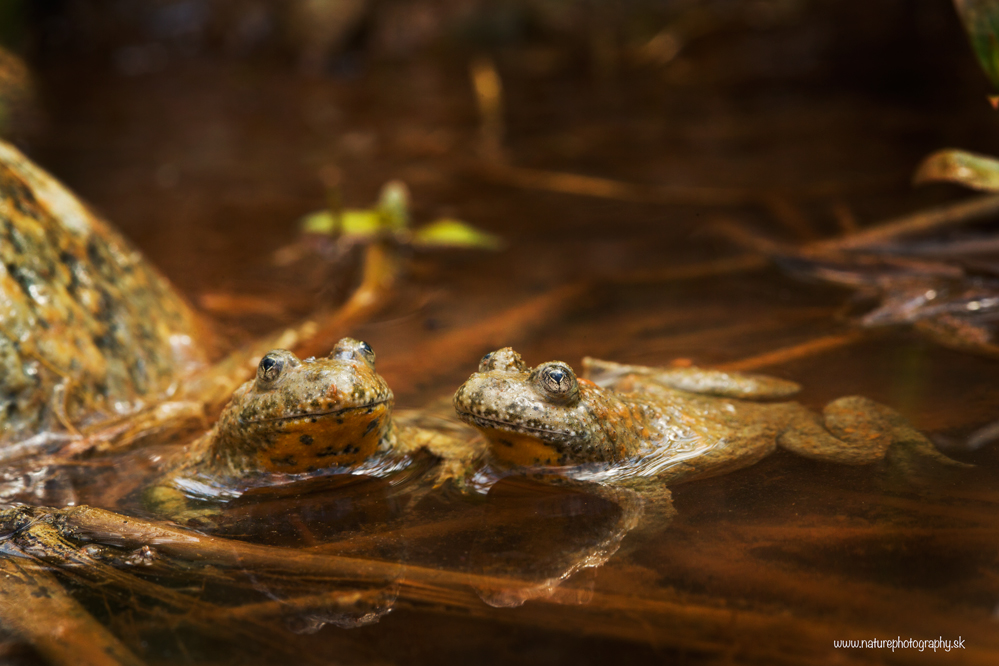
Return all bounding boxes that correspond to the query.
[611,254,768,284]
[763,194,820,241]
[2,515,320,661]
[717,331,867,372]
[211,589,390,622]
[470,57,505,163]
[474,163,755,207]
[15,505,999,663]
[25,505,897,664]
[635,307,838,358]
[0,556,145,666]
[812,193,999,251]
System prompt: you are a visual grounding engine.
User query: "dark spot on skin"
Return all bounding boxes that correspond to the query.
[31,587,51,599]
[310,418,317,423]
[336,418,344,425]
[365,407,373,414]
[363,418,380,436]
[299,434,314,446]
[316,446,340,458]
[498,438,514,447]
[270,455,297,467]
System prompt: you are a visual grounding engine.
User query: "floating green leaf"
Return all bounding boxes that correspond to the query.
[299,180,503,251]
[341,210,385,235]
[412,218,504,250]
[300,210,335,234]
[954,0,999,92]
[300,209,384,237]
[913,148,999,191]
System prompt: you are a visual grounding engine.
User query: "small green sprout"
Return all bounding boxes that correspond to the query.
[298,180,503,251]
[914,148,999,191]
[412,218,504,250]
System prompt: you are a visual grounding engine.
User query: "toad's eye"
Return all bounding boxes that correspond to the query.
[357,341,375,366]
[533,362,579,404]
[257,354,285,384]
[478,352,494,372]
[332,337,376,367]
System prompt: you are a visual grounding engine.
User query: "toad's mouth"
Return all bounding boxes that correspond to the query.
[454,409,571,441]
[244,399,391,425]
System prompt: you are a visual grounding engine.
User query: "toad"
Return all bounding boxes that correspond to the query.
[146,338,481,522]
[453,348,963,525]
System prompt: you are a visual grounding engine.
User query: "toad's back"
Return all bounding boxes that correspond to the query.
[0,141,207,443]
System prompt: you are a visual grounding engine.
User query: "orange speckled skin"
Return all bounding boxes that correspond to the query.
[146,339,489,520]
[165,339,394,493]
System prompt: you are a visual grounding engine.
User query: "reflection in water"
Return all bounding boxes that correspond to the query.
[0,427,653,636]
[467,478,645,608]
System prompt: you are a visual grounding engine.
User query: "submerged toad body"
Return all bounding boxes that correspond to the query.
[453,348,960,522]
[147,338,481,520]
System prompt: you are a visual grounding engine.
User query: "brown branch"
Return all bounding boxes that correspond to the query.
[717,331,867,371]
[5,519,314,661]
[45,506,839,664]
[610,254,768,284]
[472,163,756,207]
[470,57,505,163]
[15,505,999,663]
[0,555,146,666]
[763,194,820,241]
[812,193,999,251]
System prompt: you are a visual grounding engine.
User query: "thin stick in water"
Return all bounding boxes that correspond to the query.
[717,331,867,371]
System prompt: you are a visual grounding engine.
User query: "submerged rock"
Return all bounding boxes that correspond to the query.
[0,140,208,444]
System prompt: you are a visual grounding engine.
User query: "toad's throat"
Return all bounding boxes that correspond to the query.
[457,410,571,440]
[243,399,390,425]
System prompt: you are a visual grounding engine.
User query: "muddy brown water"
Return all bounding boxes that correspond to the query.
[6,4,999,665]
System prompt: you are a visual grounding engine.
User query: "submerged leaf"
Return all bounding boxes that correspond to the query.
[412,219,504,250]
[913,149,999,191]
[954,0,999,92]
